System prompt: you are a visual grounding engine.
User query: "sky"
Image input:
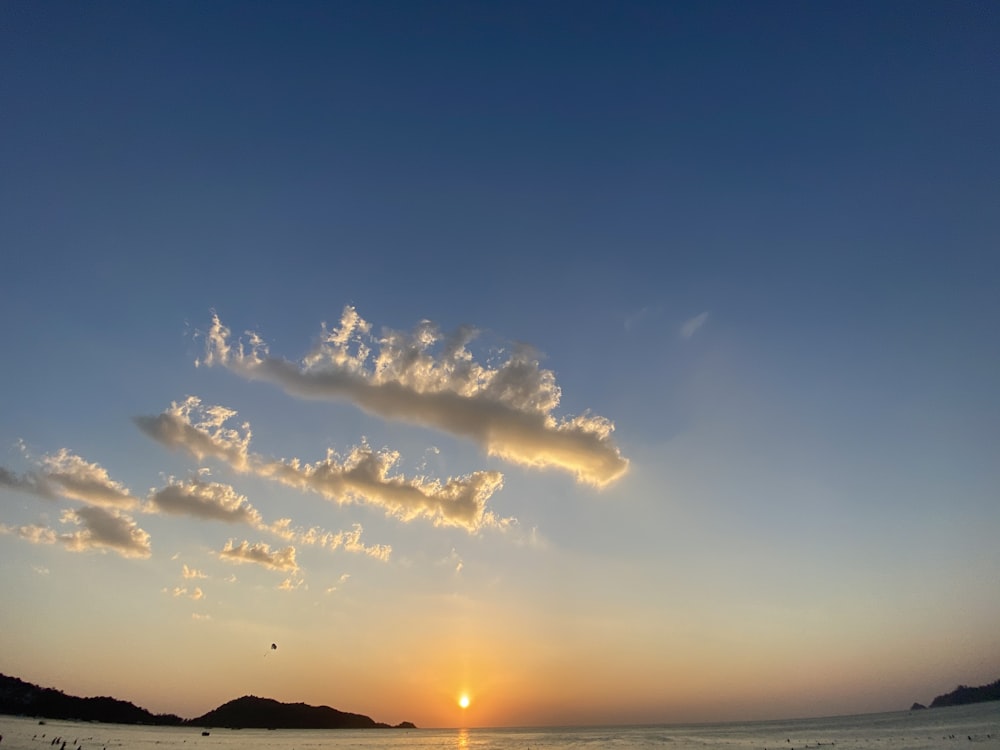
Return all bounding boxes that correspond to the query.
[1,0,998,730]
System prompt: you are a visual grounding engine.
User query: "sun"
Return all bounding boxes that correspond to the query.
[458,694,470,709]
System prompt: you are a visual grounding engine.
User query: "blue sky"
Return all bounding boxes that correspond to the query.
[1,0,998,729]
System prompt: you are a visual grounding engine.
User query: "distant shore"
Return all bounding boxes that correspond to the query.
[910,679,1000,711]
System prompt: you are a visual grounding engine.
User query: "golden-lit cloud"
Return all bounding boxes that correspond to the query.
[147,475,262,525]
[182,564,207,579]
[255,444,506,532]
[2,507,151,559]
[440,547,464,574]
[1,449,138,509]
[145,469,392,559]
[197,308,628,486]
[219,539,298,571]
[134,399,250,469]
[277,576,305,591]
[269,519,391,561]
[0,523,58,545]
[170,586,204,600]
[325,572,350,594]
[59,506,152,558]
[137,396,510,533]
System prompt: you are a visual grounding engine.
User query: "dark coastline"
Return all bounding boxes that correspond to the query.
[0,673,415,730]
[926,679,1000,709]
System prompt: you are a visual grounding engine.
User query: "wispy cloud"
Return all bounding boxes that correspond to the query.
[325,572,350,594]
[220,539,298,571]
[137,396,510,533]
[441,547,464,574]
[623,305,660,333]
[680,311,709,339]
[196,309,628,487]
[170,586,204,600]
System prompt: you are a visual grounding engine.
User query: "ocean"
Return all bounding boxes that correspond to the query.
[2,702,998,750]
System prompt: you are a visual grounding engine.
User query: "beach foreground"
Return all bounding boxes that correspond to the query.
[2,702,999,750]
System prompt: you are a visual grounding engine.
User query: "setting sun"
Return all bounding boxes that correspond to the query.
[459,694,470,709]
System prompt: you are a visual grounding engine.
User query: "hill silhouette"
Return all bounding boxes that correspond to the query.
[0,673,183,725]
[0,673,414,729]
[190,695,413,729]
[928,679,1000,708]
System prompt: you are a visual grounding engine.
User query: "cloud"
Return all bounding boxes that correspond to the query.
[182,564,207,579]
[278,577,305,591]
[138,397,510,533]
[143,467,392,558]
[680,311,709,339]
[197,309,628,486]
[256,444,506,532]
[0,466,57,499]
[325,572,350,594]
[0,523,57,545]
[134,400,250,469]
[170,586,204,600]
[441,547,464,574]
[40,450,140,508]
[623,305,660,332]
[220,539,298,571]
[2,508,151,559]
[59,506,152,558]
[147,476,262,526]
[269,519,391,561]
[1,450,138,508]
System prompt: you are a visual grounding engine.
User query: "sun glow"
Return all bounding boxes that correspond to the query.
[459,693,470,709]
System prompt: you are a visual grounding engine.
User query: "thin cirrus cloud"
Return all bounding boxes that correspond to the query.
[135,396,510,533]
[680,311,709,339]
[196,308,629,487]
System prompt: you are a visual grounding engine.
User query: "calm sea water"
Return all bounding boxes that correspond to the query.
[2,702,998,750]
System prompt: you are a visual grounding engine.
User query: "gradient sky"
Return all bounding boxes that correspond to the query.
[1,0,998,730]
